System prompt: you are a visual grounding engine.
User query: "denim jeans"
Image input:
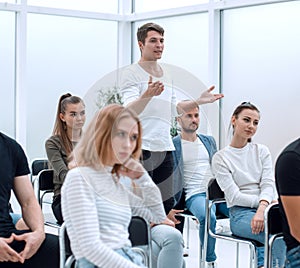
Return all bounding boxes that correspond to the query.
[151,224,185,268]
[75,246,146,267]
[229,206,286,268]
[9,213,22,225]
[186,192,217,262]
[285,245,300,268]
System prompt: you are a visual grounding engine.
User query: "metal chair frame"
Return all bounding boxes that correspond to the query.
[33,169,54,209]
[177,209,198,251]
[59,222,76,268]
[33,168,60,228]
[264,203,284,268]
[202,178,261,268]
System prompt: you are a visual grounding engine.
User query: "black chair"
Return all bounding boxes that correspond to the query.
[128,216,152,267]
[33,169,60,227]
[33,169,54,208]
[202,178,263,268]
[264,203,284,268]
[31,158,49,183]
[59,216,152,268]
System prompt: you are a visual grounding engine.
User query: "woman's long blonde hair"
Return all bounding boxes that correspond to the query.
[71,104,142,175]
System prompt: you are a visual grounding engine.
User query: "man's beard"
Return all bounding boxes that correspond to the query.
[182,124,198,133]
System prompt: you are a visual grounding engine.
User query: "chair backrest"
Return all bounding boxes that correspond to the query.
[33,169,54,208]
[38,169,54,191]
[264,203,283,268]
[31,158,49,176]
[128,216,152,267]
[207,178,224,200]
[128,216,150,247]
[265,203,282,235]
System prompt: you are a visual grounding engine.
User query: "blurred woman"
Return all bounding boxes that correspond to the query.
[61,104,169,267]
[45,93,85,224]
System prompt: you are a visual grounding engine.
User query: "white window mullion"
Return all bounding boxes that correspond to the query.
[15,0,27,146]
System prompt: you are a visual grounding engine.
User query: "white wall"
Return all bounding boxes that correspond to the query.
[221,1,300,161]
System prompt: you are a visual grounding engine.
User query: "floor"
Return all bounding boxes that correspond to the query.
[181,218,253,268]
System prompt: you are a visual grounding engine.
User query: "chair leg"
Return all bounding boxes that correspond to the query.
[235,242,239,268]
[186,217,190,249]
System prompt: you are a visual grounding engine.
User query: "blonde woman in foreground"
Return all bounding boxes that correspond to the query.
[62,104,174,268]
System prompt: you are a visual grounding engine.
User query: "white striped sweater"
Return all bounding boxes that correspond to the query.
[61,166,166,268]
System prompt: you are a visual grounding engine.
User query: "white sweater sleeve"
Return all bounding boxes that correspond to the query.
[120,67,143,106]
[258,145,275,203]
[61,170,140,268]
[212,152,259,208]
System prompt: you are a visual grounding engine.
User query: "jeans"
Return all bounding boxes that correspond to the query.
[229,206,286,268]
[76,246,146,267]
[285,245,300,268]
[10,213,22,225]
[151,224,185,268]
[186,192,218,262]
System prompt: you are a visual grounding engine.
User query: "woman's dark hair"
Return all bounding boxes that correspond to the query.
[52,93,85,155]
[231,101,260,143]
[232,101,260,119]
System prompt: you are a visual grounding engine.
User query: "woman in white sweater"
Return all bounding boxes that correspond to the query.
[212,102,285,268]
[61,104,169,268]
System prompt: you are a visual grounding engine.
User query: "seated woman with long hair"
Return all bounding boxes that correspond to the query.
[61,104,168,268]
[212,102,285,268]
[46,93,86,224]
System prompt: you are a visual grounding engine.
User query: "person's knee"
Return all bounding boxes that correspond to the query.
[165,228,184,246]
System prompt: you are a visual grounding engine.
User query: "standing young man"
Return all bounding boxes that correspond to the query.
[121,22,223,215]
[173,101,228,268]
[0,132,59,267]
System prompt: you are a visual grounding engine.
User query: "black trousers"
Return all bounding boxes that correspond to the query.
[141,150,175,215]
[0,230,59,268]
[52,194,64,224]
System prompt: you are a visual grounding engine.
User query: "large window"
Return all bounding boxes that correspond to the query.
[133,13,209,85]
[0,11,15,138]
[27,0,119,13]
[134,0,208,12]
[221,1,300,159]
[132,13,216,135]
[26,14,118,159]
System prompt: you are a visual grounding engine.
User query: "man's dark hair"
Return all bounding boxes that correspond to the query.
[137,22,164,44]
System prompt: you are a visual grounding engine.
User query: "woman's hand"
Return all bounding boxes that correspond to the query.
[119,158,145,179]
[251,207,265,234]
[150,217,175,228]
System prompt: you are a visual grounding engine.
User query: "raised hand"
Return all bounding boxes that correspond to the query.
[197,85,224,105]
[144,76,164,98]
